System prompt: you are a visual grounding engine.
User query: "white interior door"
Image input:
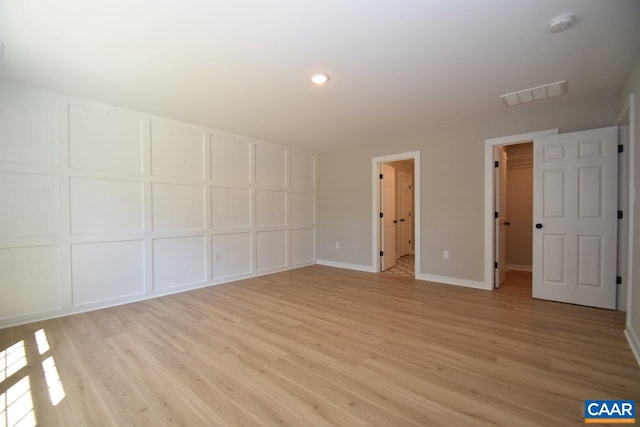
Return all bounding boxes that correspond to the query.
[381,163,396,271]
[398,172,412,257]
[494,147,508,288]
[532,127,618,309]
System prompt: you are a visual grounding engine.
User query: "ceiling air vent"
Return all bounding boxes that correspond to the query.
[500,80,567,107]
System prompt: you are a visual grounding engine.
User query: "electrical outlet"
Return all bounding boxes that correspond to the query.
[335,242,340,249]
[443,250,449,260]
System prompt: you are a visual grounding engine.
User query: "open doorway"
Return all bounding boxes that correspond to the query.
[486,127,627,310]
[494,143,533,292]
[383,159,415,277]
[484,129,558,292]
[372,151,421,278]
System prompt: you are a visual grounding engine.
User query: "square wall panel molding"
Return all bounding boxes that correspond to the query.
[151,121,206,180]
[69,104,143,174]
[153,236,207,290]
[0,83,316,328]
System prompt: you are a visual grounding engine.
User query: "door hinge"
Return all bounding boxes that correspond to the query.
[494,262,498,269]
[618,144,624,153]
[616,276,622,285]
[379,251,384,257]
[379,212,384,218]
[618,210,623,219]
[494,211,499,219]
[379,173,383,179]
[494,161,499,168]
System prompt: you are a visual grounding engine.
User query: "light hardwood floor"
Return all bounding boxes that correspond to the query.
[1,267,639,426]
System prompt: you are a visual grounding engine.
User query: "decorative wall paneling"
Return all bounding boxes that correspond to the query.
[0,84,316,327]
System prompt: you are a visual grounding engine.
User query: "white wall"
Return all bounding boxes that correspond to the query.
[317,93,620,284]
[0,83,316,328]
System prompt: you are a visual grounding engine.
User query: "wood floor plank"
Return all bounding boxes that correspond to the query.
[0,267,638,426]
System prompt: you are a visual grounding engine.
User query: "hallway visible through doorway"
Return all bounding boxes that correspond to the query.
[385,254,414,277]
[372,151,421,277]
[376,156,416,277]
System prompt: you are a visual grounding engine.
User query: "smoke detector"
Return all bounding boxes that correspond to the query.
[548,14,575,33]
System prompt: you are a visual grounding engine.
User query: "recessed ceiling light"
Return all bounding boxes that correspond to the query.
[310,74,329,85]
[548,14,575,33]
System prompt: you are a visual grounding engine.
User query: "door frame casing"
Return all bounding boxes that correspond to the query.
[372,151,421,274]
[483,129,559,290]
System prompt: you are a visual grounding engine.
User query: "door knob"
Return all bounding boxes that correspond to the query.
[535,223,543,229]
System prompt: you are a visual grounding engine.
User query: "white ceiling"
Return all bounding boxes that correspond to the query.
[1,0,639,152]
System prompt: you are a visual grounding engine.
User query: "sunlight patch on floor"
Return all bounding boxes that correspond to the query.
[1,376,36,427]
[35,329,65,407]
[0,329,67,426]
[1,341,26,382]
[34,330,49,355]
[42,356,65,406]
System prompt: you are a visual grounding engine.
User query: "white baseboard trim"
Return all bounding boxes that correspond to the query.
[507,264,532,272]
[316,259,376,273]
[415,273,491,290]
[625,325,640,367]
[0,262,317,330]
